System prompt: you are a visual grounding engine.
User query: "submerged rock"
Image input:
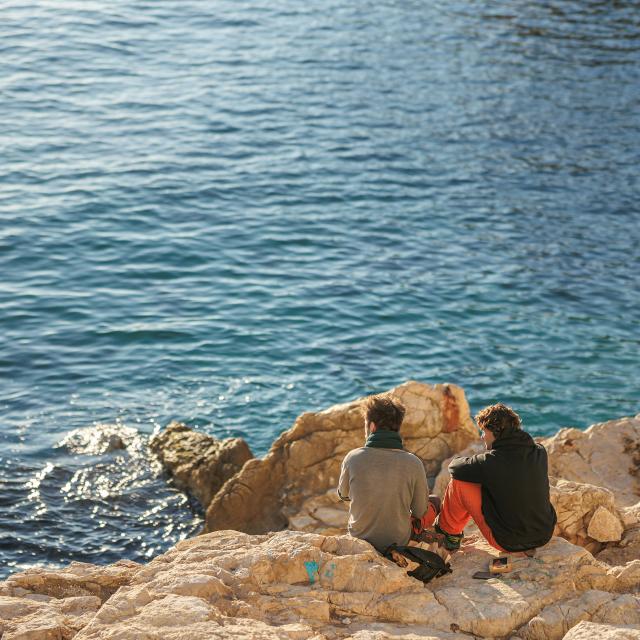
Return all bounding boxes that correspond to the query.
[150,421,253,509]
[58,423,143,455]
[203,381,477,535]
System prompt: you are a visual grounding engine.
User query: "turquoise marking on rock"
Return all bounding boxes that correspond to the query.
[324,562,336,578]
[304,561,320,584]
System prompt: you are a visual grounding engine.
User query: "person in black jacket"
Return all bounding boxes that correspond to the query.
[434,403,557,552]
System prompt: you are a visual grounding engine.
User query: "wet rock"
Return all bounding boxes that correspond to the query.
[204,381,478,535]
[150,421,253,509]
[58,424,142,455]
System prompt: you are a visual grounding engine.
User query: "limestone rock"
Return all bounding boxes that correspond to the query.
[348,631,459,640]
[605,559,640,592]
[518,589,640,640]
[288,489,349,535]
[0,560,139,601]
[150,421,253,509]
[61,531,628,640]
[0,560,139,639]
[598,524,640,567]
[620,502,640,529]
[204,381,478,535]
[4,531,639,640]
[431,441,485,497]
[588,505,625,542]
[550,479,625,552]
[542,415,640,508]
[600,508,640,567]
[0,594,102,640]
[543,416,640,563]
[73,530,454,639]
[562,621,640,639]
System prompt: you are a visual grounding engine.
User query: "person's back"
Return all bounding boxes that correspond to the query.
[449,428,555,550]
[340,446,427,551]
[338,393,429,552]
[436,403,557,552]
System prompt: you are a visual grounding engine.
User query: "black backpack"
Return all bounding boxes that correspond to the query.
[384,543,452,584]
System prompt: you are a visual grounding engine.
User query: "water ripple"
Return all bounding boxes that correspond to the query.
[1,0,639,577]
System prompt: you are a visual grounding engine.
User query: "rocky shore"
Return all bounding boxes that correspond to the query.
[2,381,639,639]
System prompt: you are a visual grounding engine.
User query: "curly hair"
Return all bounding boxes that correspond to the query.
[362,393,406,432]
[475,403,521,439]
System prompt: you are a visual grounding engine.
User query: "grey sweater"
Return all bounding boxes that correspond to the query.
[338,447,429,551]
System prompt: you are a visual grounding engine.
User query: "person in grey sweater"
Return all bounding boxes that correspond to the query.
[337,393,438,552]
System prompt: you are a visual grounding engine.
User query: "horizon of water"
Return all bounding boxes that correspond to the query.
[1,0,639,578]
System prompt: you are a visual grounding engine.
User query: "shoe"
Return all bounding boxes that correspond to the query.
[434,521,463,551]
[412,527,446,545]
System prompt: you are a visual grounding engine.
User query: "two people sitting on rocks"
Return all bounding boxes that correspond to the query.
[338,394,557,555]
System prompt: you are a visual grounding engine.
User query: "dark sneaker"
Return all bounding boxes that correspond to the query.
[434,522,463,551]
[412,527,446,545]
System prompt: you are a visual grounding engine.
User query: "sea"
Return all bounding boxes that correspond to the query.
[1,0,639,578]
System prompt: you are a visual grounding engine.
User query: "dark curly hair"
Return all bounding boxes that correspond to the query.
[475,403,521,439]
[362,393,406,432]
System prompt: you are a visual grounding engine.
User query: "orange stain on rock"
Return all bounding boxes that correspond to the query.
[442,386,460,433]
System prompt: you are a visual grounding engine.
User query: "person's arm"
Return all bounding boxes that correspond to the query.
[410,459,429,518]
[337,457,351,501]
[448,452,488,484]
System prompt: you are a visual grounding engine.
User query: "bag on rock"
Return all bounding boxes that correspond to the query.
[384,543,452,584]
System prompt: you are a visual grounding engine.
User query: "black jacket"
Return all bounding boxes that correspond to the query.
[449,429,557,551]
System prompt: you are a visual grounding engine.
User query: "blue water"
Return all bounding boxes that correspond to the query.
[1,0,639,578]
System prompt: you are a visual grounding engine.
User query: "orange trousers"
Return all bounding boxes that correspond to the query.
[438,479,506,552]
[419,499,439,529]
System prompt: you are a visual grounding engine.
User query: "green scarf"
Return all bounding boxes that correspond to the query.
[365,430,404,450]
